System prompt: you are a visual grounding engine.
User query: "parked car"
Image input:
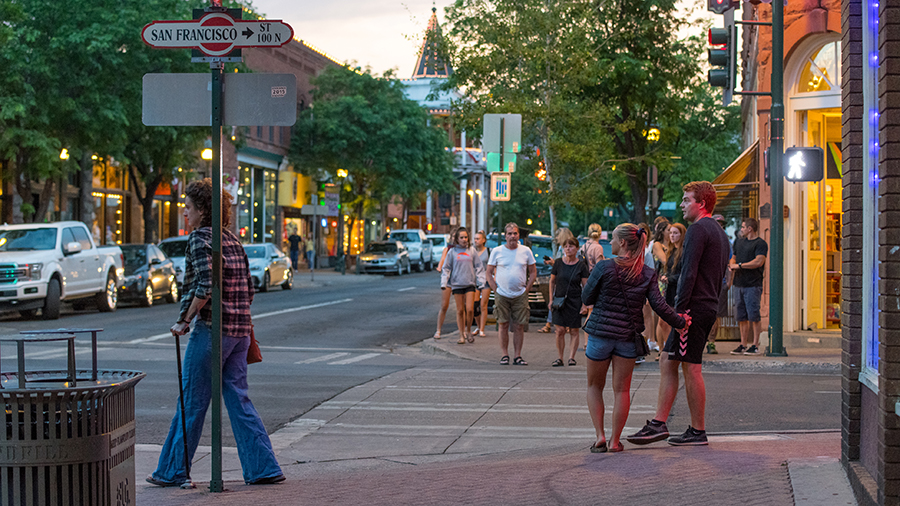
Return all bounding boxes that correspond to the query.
[426,233,450,266]
[118,244,179,306]
[357,241,411,275]
[244,243,292,291]
[387,229,433,272]
[158,235,189,289]
[0,221,124,319]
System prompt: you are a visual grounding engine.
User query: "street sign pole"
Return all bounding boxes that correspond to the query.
[209,53,225,493]
[497,118,504,235]
[767,0,786,357]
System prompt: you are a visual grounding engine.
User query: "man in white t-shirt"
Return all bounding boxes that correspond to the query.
[486,223,537,365]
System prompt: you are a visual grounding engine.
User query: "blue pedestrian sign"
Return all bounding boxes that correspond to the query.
[491,173,511,202]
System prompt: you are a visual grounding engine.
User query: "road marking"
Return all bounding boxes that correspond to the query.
[253,298,353,319]
[295,352,349,364]
[814,391,841,394]
[124,298,353,344]
[327,353,382,365]
[397,287,415,292]
[25,348,111,360]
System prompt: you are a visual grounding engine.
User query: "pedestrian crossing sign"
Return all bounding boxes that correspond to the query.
[491,173,511,201]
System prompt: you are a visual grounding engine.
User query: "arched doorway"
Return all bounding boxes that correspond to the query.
[785,36,842,332]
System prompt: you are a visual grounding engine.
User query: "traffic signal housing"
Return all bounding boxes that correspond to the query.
[708,0,739,14]
[707,23,736,106]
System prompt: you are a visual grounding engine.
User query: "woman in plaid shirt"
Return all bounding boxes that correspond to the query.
[148,179,284,487]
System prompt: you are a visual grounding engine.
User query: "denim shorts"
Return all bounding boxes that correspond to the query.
[585,335,637,361]
[735,285,762,322]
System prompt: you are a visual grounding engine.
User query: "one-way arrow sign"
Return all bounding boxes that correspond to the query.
[142,12,293,56]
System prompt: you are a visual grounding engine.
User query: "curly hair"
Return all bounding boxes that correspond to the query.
[184,178,233,229]
[682,181,717,215]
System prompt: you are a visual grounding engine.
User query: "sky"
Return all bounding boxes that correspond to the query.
[249,0,714,79]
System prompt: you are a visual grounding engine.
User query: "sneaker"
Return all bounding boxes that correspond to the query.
[667,426,708,446]
[706,342,718,354]
[626,420,669,445]
[730,345,747,355]
[744,345,760,355]
[635,356,645,364]
[648,339,660,352]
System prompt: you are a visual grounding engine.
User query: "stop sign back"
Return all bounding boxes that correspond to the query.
[142,12,293,56]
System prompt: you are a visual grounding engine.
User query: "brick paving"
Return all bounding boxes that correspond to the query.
[137,433,840,506]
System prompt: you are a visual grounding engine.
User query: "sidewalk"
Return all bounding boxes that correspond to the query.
[135,326,854,505]
[291,268,384,289]
[421,324,842,374]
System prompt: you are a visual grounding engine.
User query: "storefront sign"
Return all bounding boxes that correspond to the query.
[784,146,824,182]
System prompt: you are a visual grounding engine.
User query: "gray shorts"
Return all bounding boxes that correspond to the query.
[734,285,762,322]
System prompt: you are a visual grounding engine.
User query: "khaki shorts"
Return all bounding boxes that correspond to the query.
[495,292,530,325]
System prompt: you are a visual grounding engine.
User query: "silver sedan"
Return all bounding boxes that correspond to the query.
[356,241,411,275]
[244,243,293,291]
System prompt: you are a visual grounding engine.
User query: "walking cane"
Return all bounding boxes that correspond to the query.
[174,331,196,489]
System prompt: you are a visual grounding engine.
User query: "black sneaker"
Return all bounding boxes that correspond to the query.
[625,420,669,445]
[667,426,708,446]
[744,345,760,355]
[730,345,746,355]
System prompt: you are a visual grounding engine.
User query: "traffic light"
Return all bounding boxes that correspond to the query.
[708,0,738,14]
[707,23,735,105]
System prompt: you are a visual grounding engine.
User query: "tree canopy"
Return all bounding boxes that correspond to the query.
[442,0,741,228]
[289,66,456,247]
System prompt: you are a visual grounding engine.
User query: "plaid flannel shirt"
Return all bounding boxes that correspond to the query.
[179,227,254,338]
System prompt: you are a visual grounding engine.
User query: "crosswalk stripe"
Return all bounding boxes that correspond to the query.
[24,348,111,360]
[295,352,349,364]
[327,353,382,365]
[397,287,415,292]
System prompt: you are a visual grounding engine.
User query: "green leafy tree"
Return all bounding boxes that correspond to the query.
[443,0,741,227]
[289,66,455,252]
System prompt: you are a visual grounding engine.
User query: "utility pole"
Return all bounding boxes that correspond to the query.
[766,0,786,356]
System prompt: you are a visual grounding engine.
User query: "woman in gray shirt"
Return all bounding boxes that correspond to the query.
[441,227,485,344]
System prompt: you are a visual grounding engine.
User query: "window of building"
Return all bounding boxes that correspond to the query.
[797,41,841,93]
[860,0,880,390]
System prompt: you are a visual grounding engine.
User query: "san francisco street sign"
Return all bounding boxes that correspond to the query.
[142,12,293,56]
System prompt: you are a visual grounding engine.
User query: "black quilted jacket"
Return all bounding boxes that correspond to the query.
[582,259,686,341]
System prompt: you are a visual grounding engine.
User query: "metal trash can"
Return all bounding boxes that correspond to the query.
[0,330,144,506]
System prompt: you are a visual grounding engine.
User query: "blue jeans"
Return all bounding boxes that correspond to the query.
[152,320,282,484]
[306,250,315,268]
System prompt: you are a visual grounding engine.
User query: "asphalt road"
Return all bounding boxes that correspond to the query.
[0,269,451,446]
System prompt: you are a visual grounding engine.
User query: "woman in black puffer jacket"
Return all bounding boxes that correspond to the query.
[581,223,689,453]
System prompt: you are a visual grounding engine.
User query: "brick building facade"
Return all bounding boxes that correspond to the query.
[840,0,900,504]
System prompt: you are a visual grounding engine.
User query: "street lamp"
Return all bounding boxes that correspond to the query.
[59,149,69,160]
[201,148,213,180]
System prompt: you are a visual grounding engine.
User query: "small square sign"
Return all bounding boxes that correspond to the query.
[491,173,511,202]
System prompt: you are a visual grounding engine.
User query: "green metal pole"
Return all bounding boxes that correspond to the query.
[209,58,225,491]
[767,0,786,356]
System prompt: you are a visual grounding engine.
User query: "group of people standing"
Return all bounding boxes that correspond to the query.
[433,180,761,454]
[286,230,316,271]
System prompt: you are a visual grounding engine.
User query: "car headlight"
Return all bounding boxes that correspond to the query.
[24,263,42,280]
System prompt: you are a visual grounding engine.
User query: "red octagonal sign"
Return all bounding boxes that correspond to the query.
[142,12,293,56]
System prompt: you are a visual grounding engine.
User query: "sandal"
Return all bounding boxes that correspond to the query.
[433,332,441,340]
[590,441,607,453]
[457,336,466,344]
[537,323,552,333]
[513,356,528,366]
[478,330,486,337]
[467,334,475,343]
[551,359,564,367]
[608,442,624,453]
[568,358,577,366]
[499,355,510,365]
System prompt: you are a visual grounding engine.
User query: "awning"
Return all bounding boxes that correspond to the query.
[713,140,760,220]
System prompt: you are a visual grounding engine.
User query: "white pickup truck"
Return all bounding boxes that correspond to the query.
[388,229,434,272]
[0,221,124,319]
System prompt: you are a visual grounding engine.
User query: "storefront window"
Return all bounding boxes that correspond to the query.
[238,166,252,241]
[861,0,880,381]
[798,42,840,93]
[237,164,278,244]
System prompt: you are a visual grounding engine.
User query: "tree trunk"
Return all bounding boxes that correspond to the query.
[128,164,163,244]
[628,165,648,225]
[78,153,94,230]
[33,178,55,223]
